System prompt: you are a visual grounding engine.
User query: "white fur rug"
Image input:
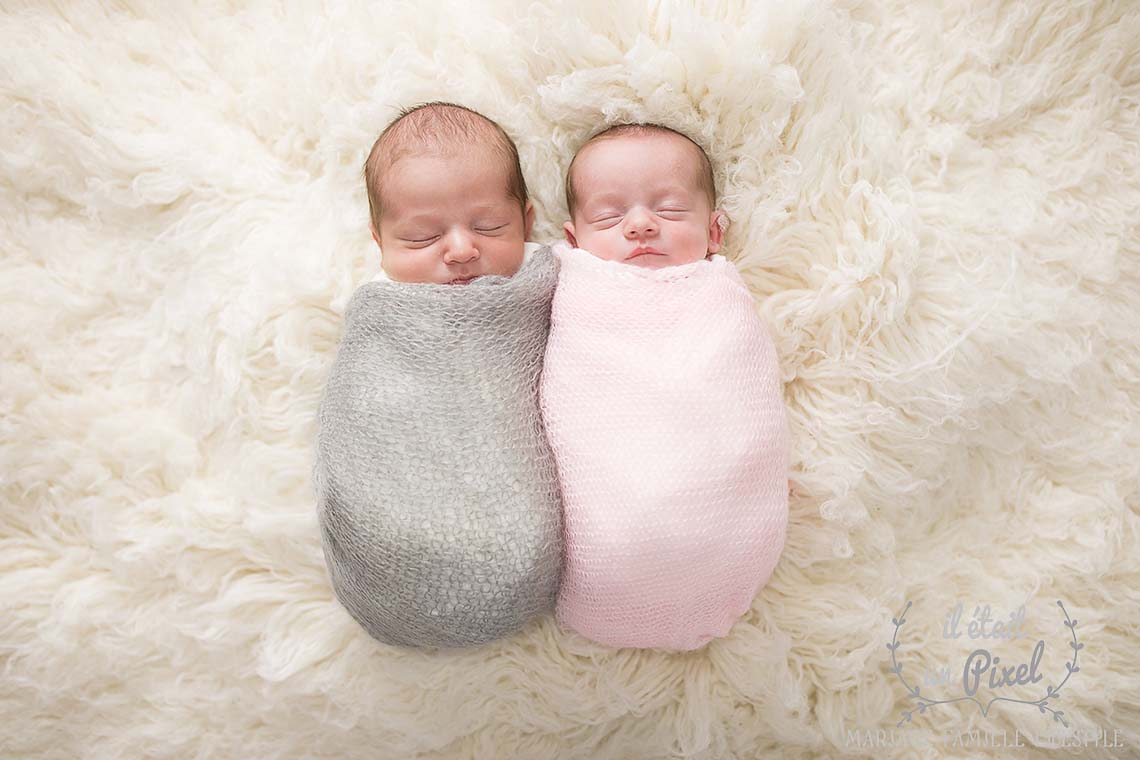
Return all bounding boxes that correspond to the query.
[3,1,1138,758]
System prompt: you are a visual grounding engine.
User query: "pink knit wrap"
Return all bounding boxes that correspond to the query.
[540,243,789,650]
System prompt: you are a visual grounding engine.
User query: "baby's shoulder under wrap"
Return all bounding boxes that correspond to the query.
[314,246,563,648]
[540,243,789,651]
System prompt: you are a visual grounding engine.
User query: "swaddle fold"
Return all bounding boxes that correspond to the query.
[314,245,563,648]
[540,242,789,651]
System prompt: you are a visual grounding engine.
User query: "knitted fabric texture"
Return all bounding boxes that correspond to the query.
[540,243,789,651]
[314,245,563,649]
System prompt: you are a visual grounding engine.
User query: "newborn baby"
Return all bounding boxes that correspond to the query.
[541,124,790,650]
[314,102,563,648]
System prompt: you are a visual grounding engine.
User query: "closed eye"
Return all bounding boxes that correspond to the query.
[474,224,508,234]
[403,236,439,245]
[658,208,688,217]
[590,214,622,228]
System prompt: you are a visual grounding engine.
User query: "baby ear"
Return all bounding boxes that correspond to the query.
[707,210,728,254]
[370,222,383,249]
[563,221,579,248]
[523,201,535,240]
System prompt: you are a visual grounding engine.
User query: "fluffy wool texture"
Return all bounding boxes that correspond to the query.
[543,244,789,652]
[2,2,1138,759]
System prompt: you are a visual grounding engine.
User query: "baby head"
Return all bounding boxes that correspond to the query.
[364,102,535,284]
[564,124,725,269]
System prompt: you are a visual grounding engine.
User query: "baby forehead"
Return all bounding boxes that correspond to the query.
[578,131,702,165]
[572,135,706,194]
[377,139,515,198]
[386,136,507,171]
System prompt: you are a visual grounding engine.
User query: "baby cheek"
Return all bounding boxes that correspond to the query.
[680,225,712,260]
[674,224,702,245]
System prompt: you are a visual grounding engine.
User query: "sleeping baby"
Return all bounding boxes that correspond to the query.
[313,102,562,649]
[541,124,790,651]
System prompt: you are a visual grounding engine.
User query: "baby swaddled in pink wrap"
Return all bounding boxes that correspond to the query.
[541,124,789,650]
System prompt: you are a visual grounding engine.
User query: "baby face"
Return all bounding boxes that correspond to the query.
[565,132,724,269]
[374,146,534,284]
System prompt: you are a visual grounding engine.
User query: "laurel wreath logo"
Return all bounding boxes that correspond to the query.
[888,600,1081,728]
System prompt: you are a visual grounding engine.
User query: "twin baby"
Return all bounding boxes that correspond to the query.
[314,102,789,651]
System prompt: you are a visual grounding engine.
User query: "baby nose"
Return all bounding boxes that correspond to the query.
[624,208,658,238]
[442,229,479,263]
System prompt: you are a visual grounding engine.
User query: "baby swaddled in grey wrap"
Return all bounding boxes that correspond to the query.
[313,245,563,648]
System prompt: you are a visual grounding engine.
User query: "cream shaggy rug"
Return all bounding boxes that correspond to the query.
[3,1,1139,758]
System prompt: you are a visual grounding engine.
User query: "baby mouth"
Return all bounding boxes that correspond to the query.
[627,247,665,260]
[449,275,479,285]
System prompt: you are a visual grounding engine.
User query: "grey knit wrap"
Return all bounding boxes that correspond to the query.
[313,246,563,649]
